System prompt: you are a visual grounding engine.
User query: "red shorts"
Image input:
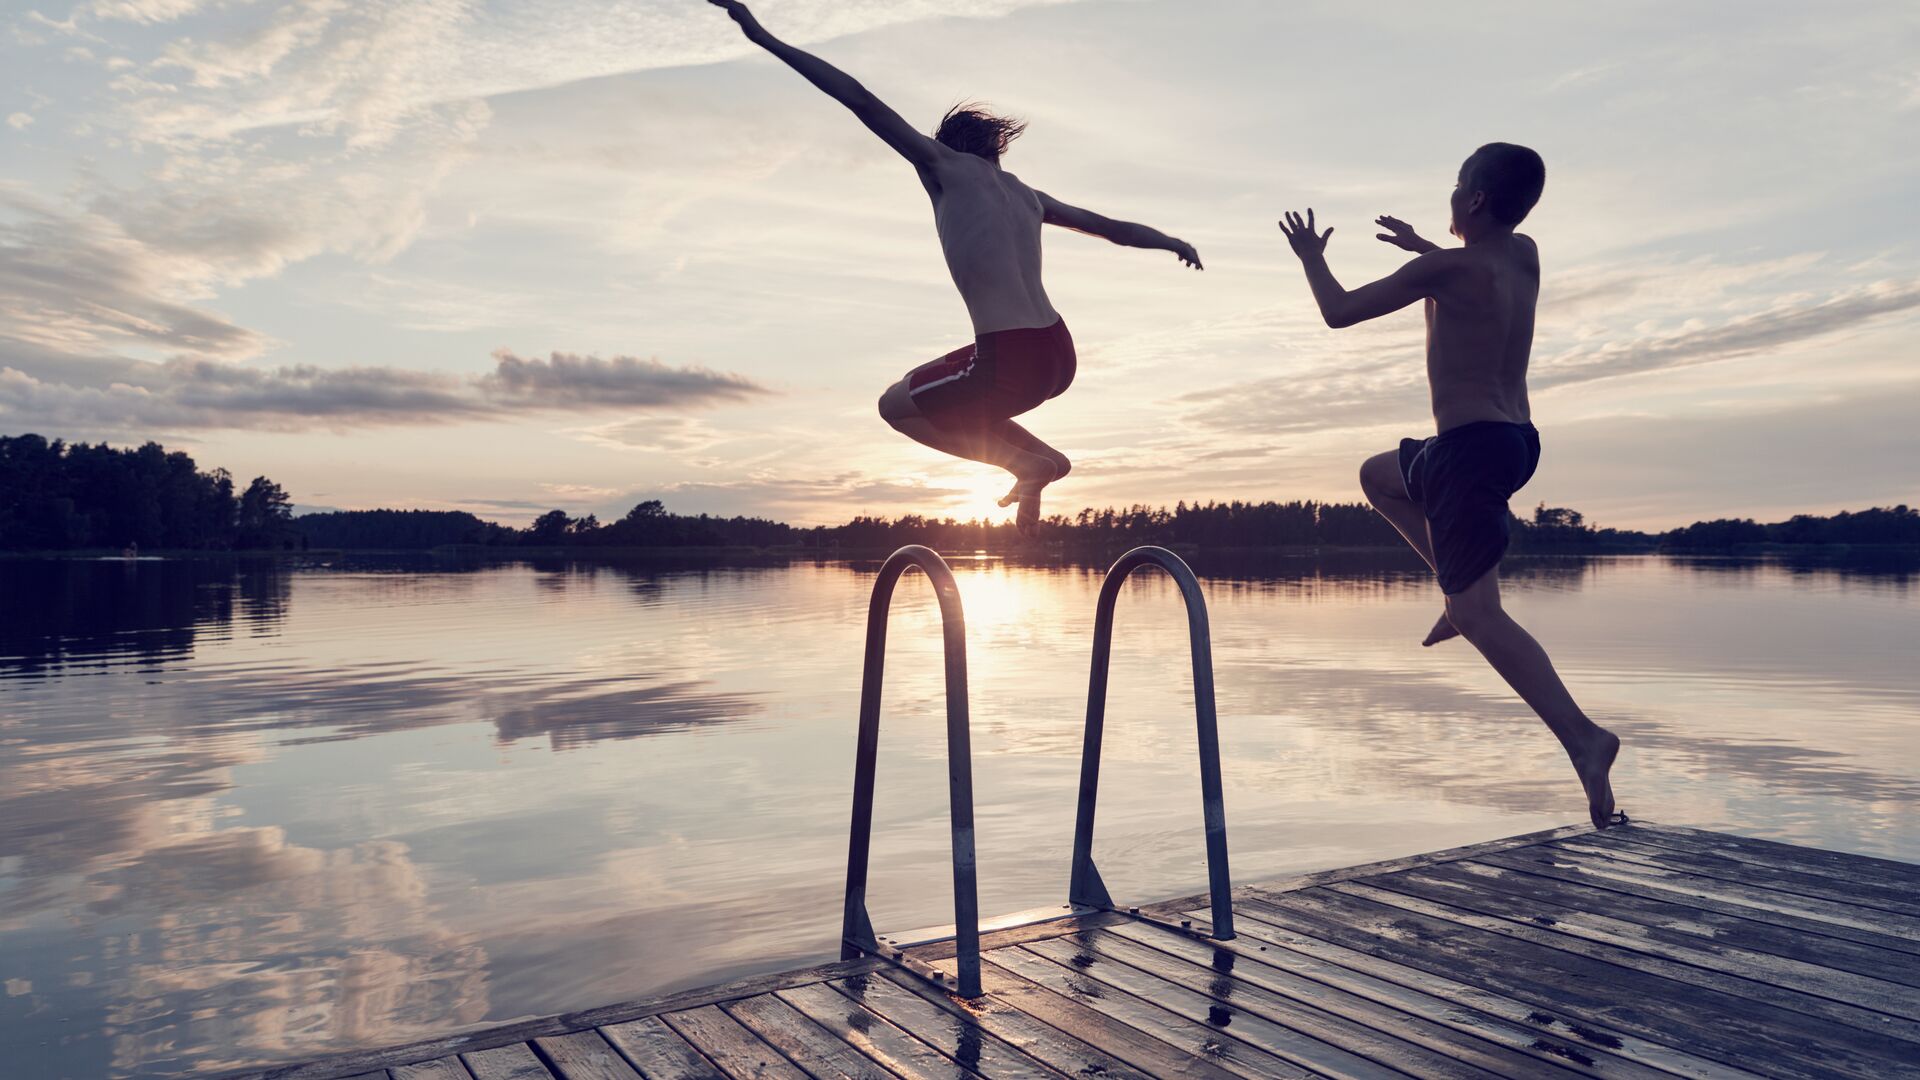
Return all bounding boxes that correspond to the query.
[905,319,1076,430]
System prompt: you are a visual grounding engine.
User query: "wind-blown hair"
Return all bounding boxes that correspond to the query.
[934,103,1026,162]
[1464,142,1546,226]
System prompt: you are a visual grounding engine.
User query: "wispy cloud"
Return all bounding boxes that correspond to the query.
[1537,279,1920,389]
[1180,264,1920,437]
[0,187,267,362]
[0,350,770,435]
[478,349,766,408]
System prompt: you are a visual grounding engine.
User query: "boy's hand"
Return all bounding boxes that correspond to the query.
[707,0,764,37]
[1278,209,1332,258]
[1168,238,1204,270]
[1374,215,1435,253]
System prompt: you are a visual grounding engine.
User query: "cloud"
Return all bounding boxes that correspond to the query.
[79,1,1087,147]
[478,349,766,408]
[5,113,30,130]
[566,415,726,454]
[0,187,268,363]
[0,361,479,433]
[1535,278,1920,389]
[85,0,210,23]
[0,349,769,435]
[1179,268,1920,437]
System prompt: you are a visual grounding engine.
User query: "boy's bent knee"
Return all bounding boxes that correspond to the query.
[1359,452,1401,500]
[877,382,914,424]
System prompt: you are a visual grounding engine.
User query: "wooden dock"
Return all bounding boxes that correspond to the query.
[234,821,1920,1080]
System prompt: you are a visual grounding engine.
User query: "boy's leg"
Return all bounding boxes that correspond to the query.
[1360,450,1437,567]
[878,379,1056,532]
[1360,450,1456,645]
[1000,420,1071,481]
[993,420,1070,531]
[1442,567,1620,829]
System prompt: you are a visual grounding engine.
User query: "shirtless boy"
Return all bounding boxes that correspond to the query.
[1278,144,1620,829]
[709,0,1201,532]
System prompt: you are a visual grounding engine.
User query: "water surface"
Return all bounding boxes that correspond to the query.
[1,552,1915,1077]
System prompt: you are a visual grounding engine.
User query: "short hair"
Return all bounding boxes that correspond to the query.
[934,103,1026,162]
[1464,143,1546,226]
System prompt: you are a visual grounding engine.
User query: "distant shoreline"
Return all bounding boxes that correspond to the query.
[7,541,1915,561]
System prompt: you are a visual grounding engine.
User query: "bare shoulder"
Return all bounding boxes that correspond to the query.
[1515,232,1541,270]
[1409,245,1476,282]
[929,150,992,186]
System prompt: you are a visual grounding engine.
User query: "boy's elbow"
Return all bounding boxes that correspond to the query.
[1324,309,1357,329]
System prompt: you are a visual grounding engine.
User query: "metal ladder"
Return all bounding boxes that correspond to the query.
[841,544,1234,1001]
[841,545,982,998]
[1068,545,1235,939]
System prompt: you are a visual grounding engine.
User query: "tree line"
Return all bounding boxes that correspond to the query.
[288,498,1656,553]
[4,434,1914,553]
[0,435,295,551]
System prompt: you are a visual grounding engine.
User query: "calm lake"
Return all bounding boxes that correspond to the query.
[2,551,1916,1077]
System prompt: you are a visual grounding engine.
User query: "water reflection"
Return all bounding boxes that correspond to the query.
[0,552,1915,1078]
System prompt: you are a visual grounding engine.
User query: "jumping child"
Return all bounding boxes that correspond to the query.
[709,0,1202,533]
[1278,144,1620,828]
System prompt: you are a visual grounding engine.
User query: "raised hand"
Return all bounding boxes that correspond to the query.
[1374,214,1435,253]
[1278,209,1332,259]
[1169,238,1204,270]
[707,0,763,36]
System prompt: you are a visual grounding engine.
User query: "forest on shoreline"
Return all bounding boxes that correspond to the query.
[4,433,1916,554]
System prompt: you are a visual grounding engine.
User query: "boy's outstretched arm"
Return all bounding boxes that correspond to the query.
[1038,191,1203,269]
[1280,208,1443,327]
[1375,215,1442,254]
[708,1,943,174]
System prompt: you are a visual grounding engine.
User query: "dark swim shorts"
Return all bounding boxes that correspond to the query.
[1399,420,1542,596]
[905,318,1076,430]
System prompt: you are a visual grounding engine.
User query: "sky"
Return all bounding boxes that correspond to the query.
[2,0,1917,531]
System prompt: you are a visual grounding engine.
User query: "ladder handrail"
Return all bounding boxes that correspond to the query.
[1069,545,1235,939]
[842,545,982,998]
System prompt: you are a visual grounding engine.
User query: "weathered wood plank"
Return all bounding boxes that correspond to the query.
[775,983,977,1080]
[1449,855,1920,988]
[1549,838,1920,934]
[984,946,1312,1080]
[1625,823,1920,885]
[1102,919,1601,1079]
[1022,935,1408,1080]
[1539,841,1920,941]
[1248,889,1920,1080]
[391,1061,473,1080]
[663,1005,810,1080]
[1175,909,1755,1080]
[907,910,1131,962]
[956,958,1245,1080]
[875,968,1155,1080]
[1064,928,1516,1080]
[1603,831,1920,895]
[1150,821,1600,917]
[1478,846,1920,957]
[599,1016,724,1080]
[724,995,897,1080]
[1360,866,1920,1029]
[235,958,885,1080]
[461,1044,556,1080]
[827,972,1064,1080]
[533,1031,644,1080]
[1553,837,1920,918]
[337,1074,390,1080]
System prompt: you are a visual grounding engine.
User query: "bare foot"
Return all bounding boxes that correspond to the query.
[1421,611,1458,647]
[997,460,1057,537]
[1571,727,1620,830]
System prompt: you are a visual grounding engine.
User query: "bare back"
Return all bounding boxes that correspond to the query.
[925,155,1058,336]
[1424,234,1538,432]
